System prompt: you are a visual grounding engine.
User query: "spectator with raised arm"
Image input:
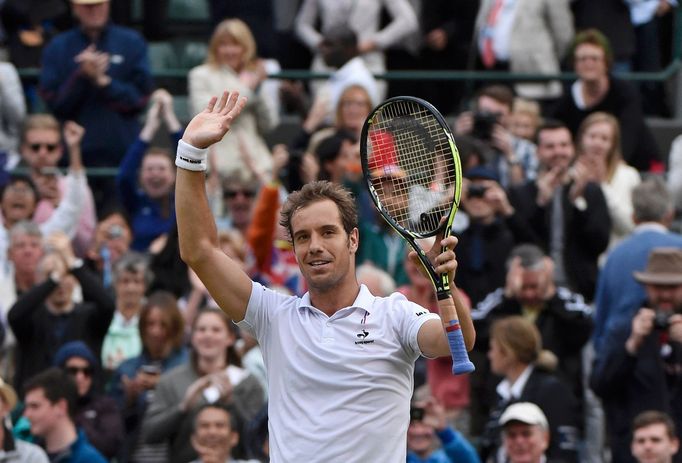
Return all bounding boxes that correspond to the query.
[116,89,181,252]
[8,232,115,390]
[20,116,95,257]
[0,122,87,270]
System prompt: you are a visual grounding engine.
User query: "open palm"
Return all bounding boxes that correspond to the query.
[183,91,247,149]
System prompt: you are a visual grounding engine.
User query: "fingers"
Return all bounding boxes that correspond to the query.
[215,91,229,112]
[205,96,218,112]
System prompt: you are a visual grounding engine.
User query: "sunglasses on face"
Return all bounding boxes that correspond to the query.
[224,189,255,199]
[29,143,59,153]
[65,366,93,377]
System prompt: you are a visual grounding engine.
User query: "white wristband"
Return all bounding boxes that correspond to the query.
[176,140,208,172]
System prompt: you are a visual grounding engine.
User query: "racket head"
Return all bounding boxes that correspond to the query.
[360,96,462,240]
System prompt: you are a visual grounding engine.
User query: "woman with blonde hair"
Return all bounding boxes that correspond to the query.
[574,111,641,251]
[481,316,580,463]
[188,18,278,179]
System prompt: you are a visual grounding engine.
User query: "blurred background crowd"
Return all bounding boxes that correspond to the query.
[0,0,681,462]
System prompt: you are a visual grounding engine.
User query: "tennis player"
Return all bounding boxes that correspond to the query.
[175,90,475,462]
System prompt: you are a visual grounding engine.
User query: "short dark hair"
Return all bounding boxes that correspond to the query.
[570,28,614,70]
[1,175,38,201]
[315,130,357,181]
[475,85,515,111]
[534,119,571,146]
[632,410,677,440]
[193,403,240,433]
[23,367,78,421]
[280,181,358,242]
[507,244,546,271]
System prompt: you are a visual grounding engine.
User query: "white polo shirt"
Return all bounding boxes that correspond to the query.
[238,282,440,462]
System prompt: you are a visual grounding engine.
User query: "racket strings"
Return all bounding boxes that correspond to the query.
[368,100,457,235]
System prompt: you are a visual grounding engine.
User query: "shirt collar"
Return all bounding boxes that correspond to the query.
[298,284,375,314]
[497,364,534,401]
[633,222,668,234]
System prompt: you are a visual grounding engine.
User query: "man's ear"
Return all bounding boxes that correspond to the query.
[229,430,240,448]
[349,228,359,254]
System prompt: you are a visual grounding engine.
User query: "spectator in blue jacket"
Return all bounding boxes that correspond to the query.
[407,396,480,463]
[116,89,182,252]
[39,0,153,210]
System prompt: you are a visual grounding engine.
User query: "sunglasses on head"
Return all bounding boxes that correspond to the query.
[224,189,255,199]
[65,366,93,377]
[29,143,59,153]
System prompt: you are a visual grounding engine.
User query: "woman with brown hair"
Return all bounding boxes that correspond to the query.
[481,316,580,463]
[188,18,277,179]
[574,111,641,251]
[109,291,188,463]
[140,307,264,463]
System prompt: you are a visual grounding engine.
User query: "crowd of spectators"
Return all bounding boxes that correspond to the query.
[0,0,680,462]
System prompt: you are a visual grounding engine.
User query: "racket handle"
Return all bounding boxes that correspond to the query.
[446,321,475,375]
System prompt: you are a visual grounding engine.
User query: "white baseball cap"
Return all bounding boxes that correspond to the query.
[499,402,549,429]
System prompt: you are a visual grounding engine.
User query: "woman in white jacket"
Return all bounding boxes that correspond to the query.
[188,19,277,180]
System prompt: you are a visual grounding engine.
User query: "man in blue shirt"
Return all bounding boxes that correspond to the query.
[23,368,106,463]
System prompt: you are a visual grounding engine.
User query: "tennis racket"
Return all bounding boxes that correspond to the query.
[360,96,475,375]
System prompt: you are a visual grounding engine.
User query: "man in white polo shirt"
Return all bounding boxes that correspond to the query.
[174,90,475,462]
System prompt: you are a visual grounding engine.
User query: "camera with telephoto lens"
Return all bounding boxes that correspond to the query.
[653,311,672,330]
[472,111,499,141]
[468,184,489,198]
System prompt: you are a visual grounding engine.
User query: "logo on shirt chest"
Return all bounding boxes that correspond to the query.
[355,312,374,344]
[355,329,374,345]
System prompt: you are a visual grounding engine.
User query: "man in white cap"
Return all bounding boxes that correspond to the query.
[499,402,551,463]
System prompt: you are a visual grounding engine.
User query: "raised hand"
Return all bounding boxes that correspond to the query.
[182,91,247,149]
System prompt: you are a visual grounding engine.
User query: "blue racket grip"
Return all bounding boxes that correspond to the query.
[446,321,475,375]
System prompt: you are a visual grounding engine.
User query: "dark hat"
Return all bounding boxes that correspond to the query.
[53,341,98,368]
[633,248,682,285]
[464,165,499,182]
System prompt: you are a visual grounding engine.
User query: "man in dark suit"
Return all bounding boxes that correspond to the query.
[504,119,610,302]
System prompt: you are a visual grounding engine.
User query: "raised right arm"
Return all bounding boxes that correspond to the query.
[175,91,253,322]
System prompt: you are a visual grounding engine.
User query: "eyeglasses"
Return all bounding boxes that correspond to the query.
[28,143,59,153]
[224,189,256,199]
[65,366,93,377]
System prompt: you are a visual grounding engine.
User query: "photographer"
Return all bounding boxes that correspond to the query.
[454,85,537,188]
[407,396,479,463]
[591,248,682,463]
[454,166,515,306]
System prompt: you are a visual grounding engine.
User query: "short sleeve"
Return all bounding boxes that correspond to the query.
[390,295,440,359]
[237,281,294,342]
